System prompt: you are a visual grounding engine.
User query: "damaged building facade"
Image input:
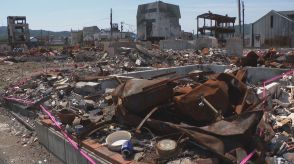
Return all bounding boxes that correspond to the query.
[137,1,181,41]
[196,12,236,42]
[7,16,30,48]
[251,10,294,48]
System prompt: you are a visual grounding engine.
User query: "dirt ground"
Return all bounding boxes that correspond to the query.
[0,108,62,164]
[0,62,62,164]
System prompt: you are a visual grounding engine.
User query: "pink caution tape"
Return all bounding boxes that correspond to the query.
[3,96,96,164]
[262,70,294,98]
[240,149,256,164]
[3,96,35,105]
[40,105,96,164]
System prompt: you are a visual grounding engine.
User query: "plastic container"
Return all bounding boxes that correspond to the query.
[121,140,133,159]
[105,131,132,152]
[75,125,84,135]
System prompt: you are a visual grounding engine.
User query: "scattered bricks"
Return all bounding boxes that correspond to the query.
[94,146,117,162]
[41,119,54,127]
[202,48,210,55]
[82,139,103,152]
[110,154,132,164]
[93,146,133,164]
[194,158,219,164]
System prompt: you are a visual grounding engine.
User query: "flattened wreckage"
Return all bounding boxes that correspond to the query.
[1,41,294,164]
[3,62,294,164]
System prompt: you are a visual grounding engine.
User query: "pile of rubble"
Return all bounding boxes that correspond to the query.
[0,45,231,68]
[2,65,294,163]
[2,44,294,71]
[66,45,231,72]
[240,48,294,68]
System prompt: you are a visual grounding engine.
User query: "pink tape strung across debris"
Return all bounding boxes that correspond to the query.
[240,149,256,164]
[8,70,294,164]
[3,96,96,164]
[3,97,36,105]
[40,105,96,164]
[241,71,294,163]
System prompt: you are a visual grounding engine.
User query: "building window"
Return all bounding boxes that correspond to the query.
[270,15,273,28]
[145,8,157,13]
[255,34,260,41]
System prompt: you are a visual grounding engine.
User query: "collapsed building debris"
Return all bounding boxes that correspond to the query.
[1,1,294,163]
[2,64,294,164]
[1,42,293,71]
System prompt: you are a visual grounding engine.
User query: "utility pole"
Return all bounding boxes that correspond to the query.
[120,22,124,39]
[47,31,50,46]
[110,8,113,40]
[238,0,241,35]
[40,29,43,46]
[242,1,245,47]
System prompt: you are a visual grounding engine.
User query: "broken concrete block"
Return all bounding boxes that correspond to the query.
[195,36,218,49]
[74,82,101,96]
[104,95,113,104]
[226,37,243,57]
[84,99,96,110]
[257,82,281,99]
[283,153,294,163]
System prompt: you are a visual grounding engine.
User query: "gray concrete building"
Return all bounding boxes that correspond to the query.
[93,30,134,41]
[137,1,181,41]
[83,26,100,42]
[251,10,294,48]
[7,16,30,48]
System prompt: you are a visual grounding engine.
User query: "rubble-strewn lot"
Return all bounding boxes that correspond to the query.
[1,46,293,70]
[0,46,294,164]
[0,63,63,164]
[0,64,294,163]
[0,107,62,164]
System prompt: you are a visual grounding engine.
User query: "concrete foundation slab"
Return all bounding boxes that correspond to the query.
[35,121,112,164]
[65,141,88,164]
[35,122,49,149]
[48,127,66,163]
[115,64,290,84]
